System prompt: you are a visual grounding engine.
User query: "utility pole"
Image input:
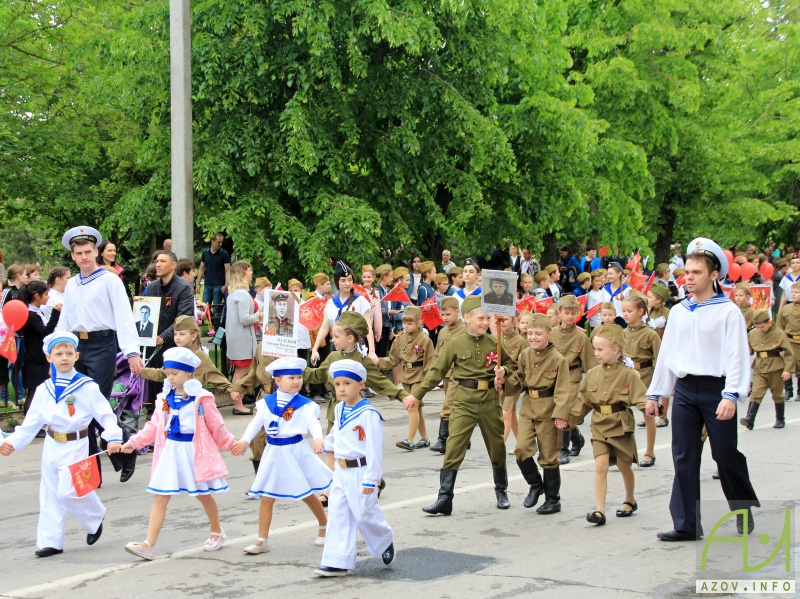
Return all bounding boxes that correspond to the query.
[169,0,193,260]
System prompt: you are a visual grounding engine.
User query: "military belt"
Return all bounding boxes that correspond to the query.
[757,350,782,358]
[457,379,492,391]
[48,428,89,443]
[526,387,555,399]
[591,403,626,416]
[633,359,653,370]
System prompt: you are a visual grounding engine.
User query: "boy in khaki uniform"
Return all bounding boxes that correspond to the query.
[406,296,515,515]
[500,314,527,446]
[776,281,800,401]
[552,294,597,463]
[741,309,794,430]
[430,296,466,453]
[378,306,435,450]
[508,313,572,514]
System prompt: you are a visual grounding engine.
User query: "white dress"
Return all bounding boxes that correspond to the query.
[243,393,332,500]
[146,397,229,496]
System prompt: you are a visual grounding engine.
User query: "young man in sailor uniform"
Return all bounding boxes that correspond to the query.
[646,238,759,541]
[56,226,141,483]
[315,359,395,577]
[0,333,124,557]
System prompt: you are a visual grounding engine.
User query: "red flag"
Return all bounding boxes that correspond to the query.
[381,283,411,304]
[419,298,444,330]
[353,283,369,297]
[626,253,642,273]
[585,303,603,320]
[533,297,554,314]
[0,326,17,363]
[629,270,648,291]
[599,246,608,257]
[68,455,102,498]
[642,273,656,295]
[577,295,587,316]
[675,274,686,288]
[275,283,283,290]
[299,297,326,331]
[516,296,537,314]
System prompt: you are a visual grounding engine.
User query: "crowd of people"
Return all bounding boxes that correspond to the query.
[0,227,796,576]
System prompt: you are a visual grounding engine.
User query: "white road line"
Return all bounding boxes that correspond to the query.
[3,416,797,598]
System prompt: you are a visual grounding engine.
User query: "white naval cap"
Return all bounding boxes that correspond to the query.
[330,359,367,383]
[42,332,79,354]
[687,237,729,281]
[162,347,202,372]
[62,226,102,251]
[265,356,307,377]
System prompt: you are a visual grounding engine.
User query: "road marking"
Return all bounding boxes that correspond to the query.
[3,416,797,598]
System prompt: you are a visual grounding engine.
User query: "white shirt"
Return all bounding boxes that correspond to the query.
[323,399,384,488]
[40,288,64,322]
[56,268,141,357]
[601,283,630,317]
[779,273,800,296]
[242,394,322,443]
[646,294,750,402]
[323,294,371,328]
[669,254,685,273]
[441,261,456,274]
[548,283,561,302]
[586,289,605,327]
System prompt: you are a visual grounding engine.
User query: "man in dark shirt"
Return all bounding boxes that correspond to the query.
[195,233,230,332]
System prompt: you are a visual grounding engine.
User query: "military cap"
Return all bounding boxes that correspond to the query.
[528,313,553,330]
[62,226,101,250]
[419,261,435,273]
[558,295,580,310]
[590,269,605,279]
[463,258,481,272]
[608,262,624,273]
[255,277,270,288]
[627,289,648,303]
[654,263,670,276]
[673,268,685,276]
[337,311,369,338]
[375,264,393,276]
[287,278,302,289]
[312,273,330,286]
[403,306,422,320]
[577,272,591,283]
[175,314,200,333]
[461,296,482,315]
[752,309,771,325]
[361,264,375,273]
[687,237,728,280]
[273,292,289,302]
[434,273,448,285]
[601,302,616,311]
[648,283,670,301]
[593,324,625,347]
[534,271,549,283]
[440,296,459,310]
[449,266,464,276]
[392,266,409,280]
[545,264,559,275]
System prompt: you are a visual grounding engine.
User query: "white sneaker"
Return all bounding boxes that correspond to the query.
[124,540,155,561]
[314,525,326,547]
[203,530,227,552]
[243,537,270,554]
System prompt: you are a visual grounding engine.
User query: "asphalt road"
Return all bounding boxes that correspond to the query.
[1,389,798,598]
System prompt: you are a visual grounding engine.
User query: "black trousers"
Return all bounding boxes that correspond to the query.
[77,335,136,476]
[670,375,759,536]
[376,326,392,358]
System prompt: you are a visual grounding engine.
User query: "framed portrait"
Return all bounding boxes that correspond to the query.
[262,288,300,358]
[132,296,161,347]
[481,269,518,316]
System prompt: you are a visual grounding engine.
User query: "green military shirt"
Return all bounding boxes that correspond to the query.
[740,306,755,331]
[509,343,573,421]
[231,343,276,395]
[748,324,794,374]
[432,320,466,380]
[377,328,434,384]
[777,302,800,341]
[305,348,408,402]
[552,324,597,384]
[142,344,234,395]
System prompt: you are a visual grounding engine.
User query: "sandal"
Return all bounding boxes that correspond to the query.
[243,536,270,554]
[232,408,254,416]
[124,540,155,560]
[319,493,329,508]
[586,510,606,525]
[616,501,638,517]
[203,530,227,552]
[314,525,326,547]
[639,453,656,467]
[656,417,670,428]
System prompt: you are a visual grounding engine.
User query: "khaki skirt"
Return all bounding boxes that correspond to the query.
[591,432,638,467]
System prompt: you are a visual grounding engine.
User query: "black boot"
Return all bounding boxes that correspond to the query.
[536,468,561,514]
[430,419,449,454]
[558,430,571,464]
[422,469,457,515]
[252,460,260,474]
[493,466,510,510]
[736,507,755,535]
[784,379,793,403]
[774,402,785,429]
[569,428,585,456]
[517,458,544,508]
[739,401,759,430]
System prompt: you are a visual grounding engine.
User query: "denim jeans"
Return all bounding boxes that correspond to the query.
[203,284,225,329]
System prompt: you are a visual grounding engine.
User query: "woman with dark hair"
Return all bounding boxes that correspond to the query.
[18,281,61,414]
[407,255,422,305]
[97,239,124,280]
[1,265,30,405]
[310,260,378,366]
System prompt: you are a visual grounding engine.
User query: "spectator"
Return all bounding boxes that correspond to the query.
[408,255,423,304]
[196,233,231,335]
[559,244,581,293]
[24,264,41,281]
[40,266,71,321]
[519,247,540,276]
[509,244,522,274]
[580,245,602,273]
[177,258,205,320]
[19,281,60,414]
[163,238,172,251]
[96,239,124,279]
[1,265,30,404]
[441,250,457,274]
[225,260,262,414]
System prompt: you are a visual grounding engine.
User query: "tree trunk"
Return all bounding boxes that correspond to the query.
[654,204,676,264]
[541,231,558,267]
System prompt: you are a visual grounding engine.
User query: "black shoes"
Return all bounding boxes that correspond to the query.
[536,468,561,515]
[616,501,637,517]
[586,511,606,525]
[774,402,785,429]
[657,529,701,541]
[35,547,63,557]
[381,542,396,566]
[493,466,510,510]
[639,453,656,467]
[87,521,103,545]
[430,419,449,454]
[517,458,544,509]
[739,401,759,430]
[737,508,755,535]
[557,450,571,465]
[120,468,135,483]
[569,430,585,456]
[422,469,457,515]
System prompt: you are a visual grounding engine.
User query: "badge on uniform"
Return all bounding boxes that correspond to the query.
[65,395,76,417]
[413,344,423,354]
[485,351,498,366]
[282,407,295,421]
[353,425,366,441]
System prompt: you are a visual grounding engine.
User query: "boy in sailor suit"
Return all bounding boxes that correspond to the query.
[314,359,395,577]
[0,333,124,557]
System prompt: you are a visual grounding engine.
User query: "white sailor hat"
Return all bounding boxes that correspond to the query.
[62,226,102,251]
[265,356,307,377]
[42,332,79,354]
[687,237,728,281]
[162,347,201,372]
[330,359,367,383]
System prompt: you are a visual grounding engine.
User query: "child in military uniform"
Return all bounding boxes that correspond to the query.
[570,324,649,526]
[429,296,466,454]
[646,284,670,338]
[377,306,435,450]
[622,291,661,467]
[406,296,515,515]
[517,310,534,336]
[500,314,526,448]
[552,295,596,463]
[508,314,572,514]
[734,283,755,331]
[741,309,793,430]
[777,281,800,401]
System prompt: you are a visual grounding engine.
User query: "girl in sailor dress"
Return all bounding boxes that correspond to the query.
[121,347,237,560]
[232,357,332,555]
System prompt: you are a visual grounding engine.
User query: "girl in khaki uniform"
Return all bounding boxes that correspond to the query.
[734,284,755,330]
[500,315,526,448]
[622,292,661,467]
[570,324,648,526]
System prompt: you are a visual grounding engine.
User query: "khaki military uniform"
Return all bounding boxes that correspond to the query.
[305,348,408,431]
[230,345,277,462]
[623,323,661,388]
[432,320,466,419]
[777,302,800,374]
[740,306,755,331]
[500,330,527,410]
[142,344,234,396]
[552,324,597,451]
[266,315,293,337]
[377,329,434,397]
[647,306,670,338]
[570,361,648,465]
[508,344,572,467]
[415,332,514,470]
[748,325,794,404]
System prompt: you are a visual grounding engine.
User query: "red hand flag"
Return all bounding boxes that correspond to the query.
[381,283,411,304]
[0,326,17,363]
[68,455,102,498]
[299,297,326,331]
[675,274,686,288]
[626,253,642,273]
[577,295,587,316]
[585,303,603,321]
[419,298,444,330]
[353,284,369,298]
[516,296,537,314]
[533,297,554,314]
[629,270,648,291]
[642,273,656,294]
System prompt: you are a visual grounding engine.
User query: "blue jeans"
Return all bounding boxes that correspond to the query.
[203,284,224,329]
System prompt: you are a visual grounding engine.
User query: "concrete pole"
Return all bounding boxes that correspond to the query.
[169,0,193,260]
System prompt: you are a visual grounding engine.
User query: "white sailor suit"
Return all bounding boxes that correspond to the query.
[242,392,332,500]
[5,370,123,550]
[321,399,393,571]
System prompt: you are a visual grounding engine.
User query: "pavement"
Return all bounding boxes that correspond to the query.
[1,389,798,598]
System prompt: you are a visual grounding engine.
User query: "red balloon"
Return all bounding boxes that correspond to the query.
[1,299,28,329]
[727,262,741,282]
[723,249,734,265]
[759,262,775,281]
[740,262,757,282]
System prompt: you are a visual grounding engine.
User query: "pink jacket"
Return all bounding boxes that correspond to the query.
[129,391,236,483]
